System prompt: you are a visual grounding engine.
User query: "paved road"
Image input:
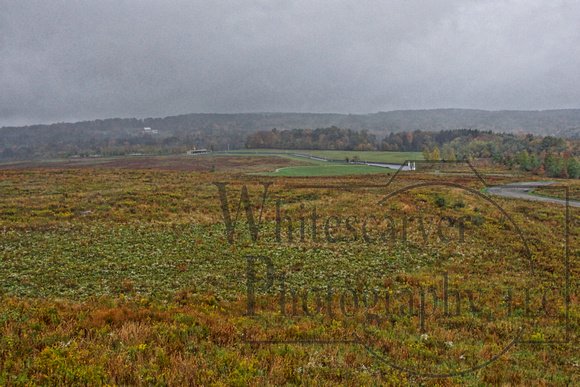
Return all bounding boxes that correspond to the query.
[487,181,580,207]
[216,151,416,170]
[288,153,415,170]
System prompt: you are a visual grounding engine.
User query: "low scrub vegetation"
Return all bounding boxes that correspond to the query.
[0,165,578,385]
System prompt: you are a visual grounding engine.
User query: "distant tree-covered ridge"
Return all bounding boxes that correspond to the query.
[246,127,580,179]
[2,109,580,160]
[246,127,377,150]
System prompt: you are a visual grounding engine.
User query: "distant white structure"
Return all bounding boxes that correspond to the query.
[186,149,211,155]
[143,127,158,134]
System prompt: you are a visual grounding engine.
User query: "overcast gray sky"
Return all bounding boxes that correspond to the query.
[1,0,579,127]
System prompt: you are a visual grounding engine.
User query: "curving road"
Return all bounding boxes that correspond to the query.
[486,181,580,207]
[288,153,415,170]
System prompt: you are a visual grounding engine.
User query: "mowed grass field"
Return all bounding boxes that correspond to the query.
[228,150,423,176]
[254,155,397,176]
[265,164,395,176]
[0,158,578,385]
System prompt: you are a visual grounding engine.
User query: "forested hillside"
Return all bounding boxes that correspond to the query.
[2,109,580,160]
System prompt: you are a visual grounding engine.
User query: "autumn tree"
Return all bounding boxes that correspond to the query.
[431,147,440,162]
[567,157,580,178]
[515,150,531,171]
[422,146,431,161]
[442,146,456,163]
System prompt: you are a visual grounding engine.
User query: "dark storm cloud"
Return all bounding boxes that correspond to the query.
[1,0,579,126]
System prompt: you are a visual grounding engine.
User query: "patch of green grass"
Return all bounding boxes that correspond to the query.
[530,184,580,202]
[233,150,411,176]
[259,163,396,176]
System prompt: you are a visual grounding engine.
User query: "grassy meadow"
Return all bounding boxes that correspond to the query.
[228,150,421,176]
[264,164,395,176]
[0,155,578,385]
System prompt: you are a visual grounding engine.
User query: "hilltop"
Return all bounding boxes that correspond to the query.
[1,109,580,160]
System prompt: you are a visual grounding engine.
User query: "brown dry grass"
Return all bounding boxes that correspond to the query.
[0,155,311,173]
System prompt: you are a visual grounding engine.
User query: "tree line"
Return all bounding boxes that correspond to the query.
[246,127,580,179]
[3,110,580,161]
[245,127,377,150]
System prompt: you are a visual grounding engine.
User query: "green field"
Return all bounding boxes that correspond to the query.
[264,164,395,176]
[227,150,419,176]
[255,155,396,176]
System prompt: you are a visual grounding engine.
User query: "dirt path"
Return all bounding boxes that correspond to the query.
[487,181,580,207]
